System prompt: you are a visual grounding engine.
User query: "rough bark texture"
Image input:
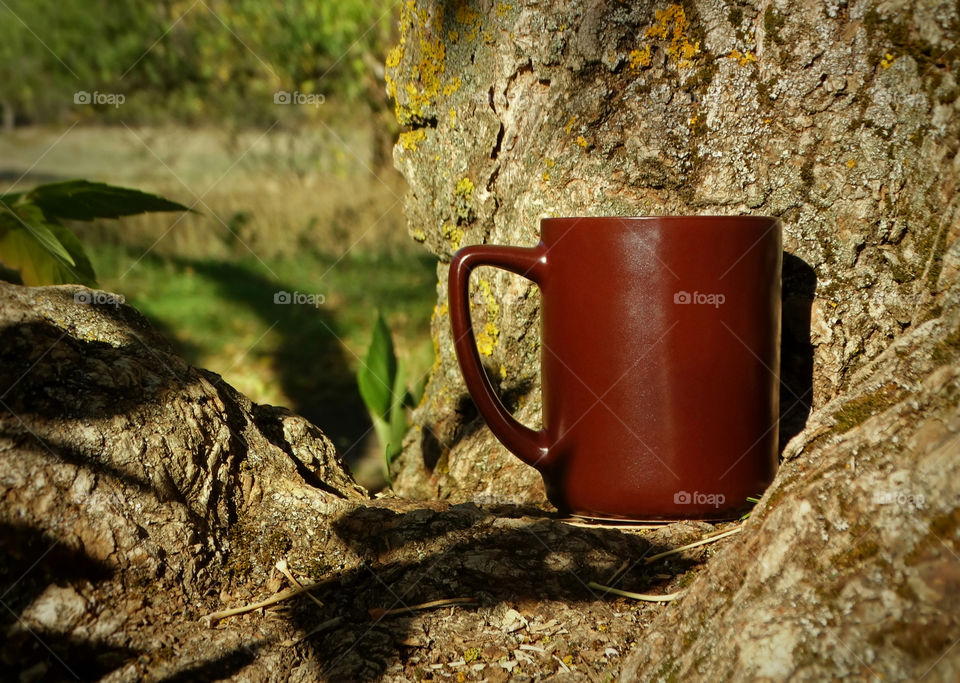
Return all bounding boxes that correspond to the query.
[3,283,746,681]
[0,282,366,679]
[383,0,960,679]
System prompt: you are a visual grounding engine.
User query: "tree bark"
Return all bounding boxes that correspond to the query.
[384,0,960,678]
[387,0,960,501]
[2,283,726,681]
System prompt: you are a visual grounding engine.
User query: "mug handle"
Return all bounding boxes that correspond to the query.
[448,244,553,470]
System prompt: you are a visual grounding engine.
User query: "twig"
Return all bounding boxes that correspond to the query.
[282,616,344,646]
[588,582,685,603]
[553,654,572,672]
[368,597,477,620]
[203,581,322,627]
[643,525,743,564]
[605,559,630,585]
[276,559,324,609]
[561,519,669,530]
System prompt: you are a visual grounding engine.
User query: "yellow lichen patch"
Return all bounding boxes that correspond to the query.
[454,0,480,43]
[576,135,588,148]
[386,45,403,69]
[630,45,652,70]
[456,0,481,41]
[475,330,495,355]
[443,223,465,248]
[470,279,501,356]
[453,177,475,224]
[564,116,578,134]
[645,4,700,68]
[880,52,896,69]
[542,158,555,181]
[847,159,857,169]
[448,29,460,44]
[455,176,475,201]
[477,279,499,315]
[386,1,447,126]
[456,1,480,25]
[399,129,427,150]
[443,76,463,96]
[412,228,427,242]
[728,48,755,66]
[449,107,457,125]
[496,2,513,18]
[475,323,499,356]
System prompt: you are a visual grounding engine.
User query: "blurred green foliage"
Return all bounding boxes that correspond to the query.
[0,0,395,126]
[0,180,190,286]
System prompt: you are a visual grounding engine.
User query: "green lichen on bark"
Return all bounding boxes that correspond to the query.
[832,383,905,433]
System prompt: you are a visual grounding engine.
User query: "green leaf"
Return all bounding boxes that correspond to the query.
[357,311,397,420]
[3,205,74,265]
[0,206,96,286]
[45,220,98,286]
[21,180,192,221]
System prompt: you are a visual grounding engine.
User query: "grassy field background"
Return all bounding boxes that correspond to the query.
[0,124,435,488]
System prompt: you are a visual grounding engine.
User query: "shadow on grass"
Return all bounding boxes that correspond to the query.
[113,250,437,467]
[167,257,371,458]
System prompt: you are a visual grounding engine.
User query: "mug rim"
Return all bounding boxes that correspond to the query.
[540,215,779,222]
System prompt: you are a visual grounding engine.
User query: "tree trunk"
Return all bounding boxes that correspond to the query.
[2,283,732,681]
[385,0,960,678]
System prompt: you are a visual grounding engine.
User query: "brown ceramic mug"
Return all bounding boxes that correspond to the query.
[449,216,782,520]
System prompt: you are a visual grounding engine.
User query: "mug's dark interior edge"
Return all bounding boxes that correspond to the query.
[541,215,780,222]
[570,513,747,524]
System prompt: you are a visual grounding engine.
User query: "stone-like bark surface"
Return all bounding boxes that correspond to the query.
[2,283,723,681]
[0,282,366,679]
[383,0,960,679]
